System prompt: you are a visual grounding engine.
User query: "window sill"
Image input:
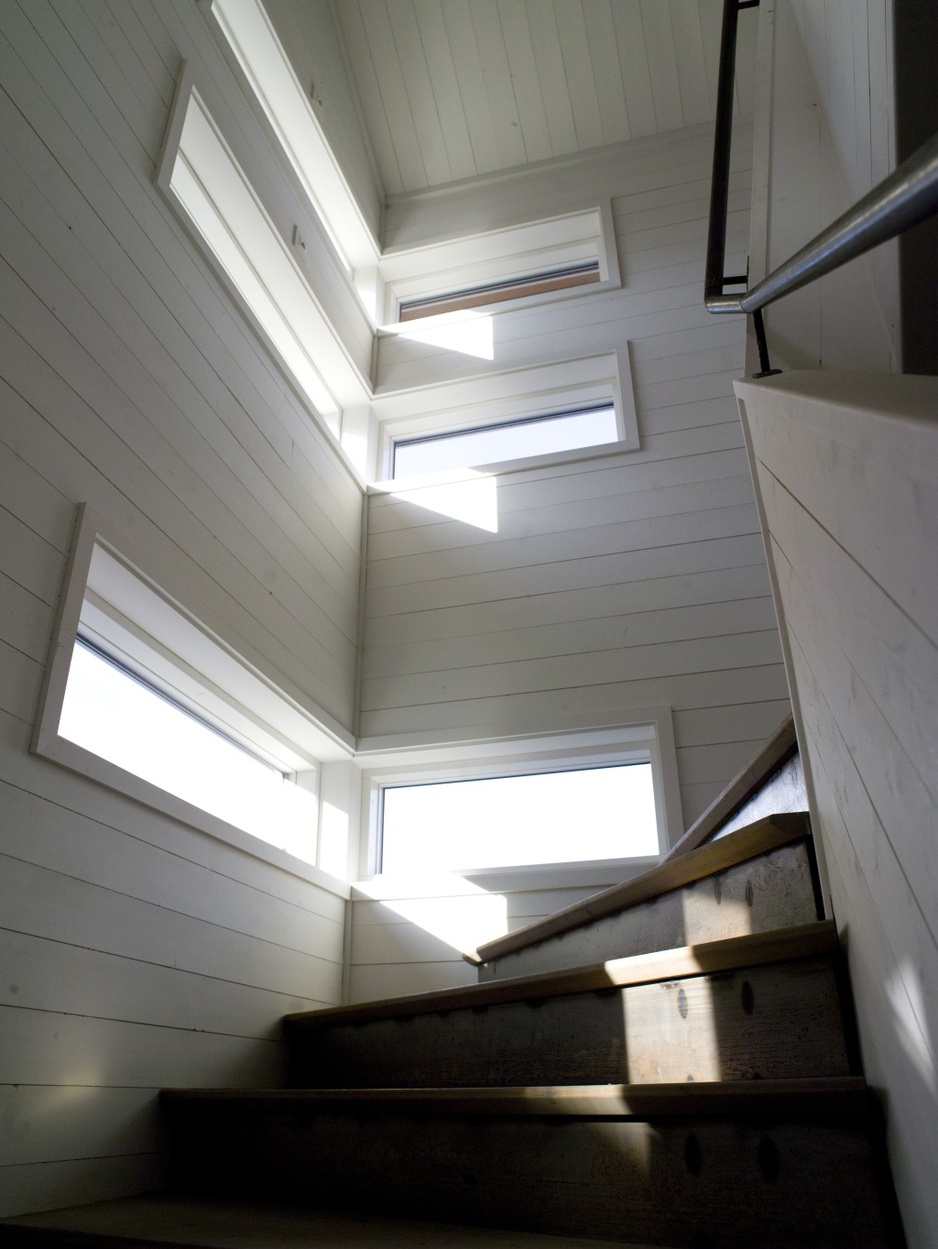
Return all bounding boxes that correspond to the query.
[34,730,351,897]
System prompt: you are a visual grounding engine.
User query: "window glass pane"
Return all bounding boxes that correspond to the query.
[59,640,317,861]
[381,764,657,873]
[393,406,617,477]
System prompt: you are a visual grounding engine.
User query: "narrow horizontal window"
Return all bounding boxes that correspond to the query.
[33,511,336,874]
[380,764,658,874]
[398,262,601,322]
[392,405,618,478]
[59,637,316,857]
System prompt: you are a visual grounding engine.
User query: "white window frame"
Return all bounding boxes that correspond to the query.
[390,402,619,479]
[155,62,371,441]
[370,347,639,484]
[355,712,684,889]
[378,204,621,327]
[33,506,352,889]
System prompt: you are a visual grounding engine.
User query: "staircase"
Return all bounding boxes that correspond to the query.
[0,813,905,1247]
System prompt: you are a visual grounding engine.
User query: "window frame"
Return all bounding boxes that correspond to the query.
[378,204,620,327]
[355,714,684,888]
[371,347,639,484]
[390,403,620,480]
[33,505,351,890]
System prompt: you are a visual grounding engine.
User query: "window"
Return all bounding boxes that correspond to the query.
[398,263,601,322]
[392,405,618,478]
[373,348,638,482]
[156,64,371,437]
[379,205,619,326]
[59,637,314,859]
[380,763,657,874]
[357,715,684,881]
[33,507,351,876]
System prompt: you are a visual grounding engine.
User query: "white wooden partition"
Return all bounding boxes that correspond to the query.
[737,371,938,1249]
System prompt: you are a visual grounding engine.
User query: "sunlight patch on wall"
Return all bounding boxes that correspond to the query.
[380,469,498,532]
[382,310,494,360]
[887,960,936,1093]
[355,871,508,956]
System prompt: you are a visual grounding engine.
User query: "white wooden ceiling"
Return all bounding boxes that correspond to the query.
[331,0,756,197]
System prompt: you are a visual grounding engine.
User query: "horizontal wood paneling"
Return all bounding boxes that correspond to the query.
[361,123,787,861]
[0,1087,164,1170]
[0,0,357,1216]
[346,869,643,1001]
[0,1155,167,1223]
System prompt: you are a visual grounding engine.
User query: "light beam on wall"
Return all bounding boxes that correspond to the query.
[379,469,499,532]
[383,310,495,360]
[355,870,508,957]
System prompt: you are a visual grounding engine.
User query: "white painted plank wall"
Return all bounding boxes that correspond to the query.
[361,125,790,839]
[737,372,938,1249]
[347,873,642,1003]
[0,0,360,1215]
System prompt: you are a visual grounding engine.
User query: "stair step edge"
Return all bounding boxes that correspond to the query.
[474,812,812,965]
[285,919,836,1031]
[161,1076,872,1119]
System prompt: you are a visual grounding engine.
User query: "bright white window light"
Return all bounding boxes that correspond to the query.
[380,764,658,874]
[392,406,618,478]
[59,638,317,861]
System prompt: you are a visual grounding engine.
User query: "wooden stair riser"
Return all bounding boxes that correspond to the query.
[165,1103,893,1249]
[481,839,819,980]
[289,956,848,1087]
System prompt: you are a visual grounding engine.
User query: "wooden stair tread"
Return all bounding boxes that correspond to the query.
[285,919,836,1029]
[474,813,811,964]
[663,716,799,860]
[0,1196,647,1248]
[162,1076,871,1119]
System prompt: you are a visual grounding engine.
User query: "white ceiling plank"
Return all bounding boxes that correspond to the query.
[524,0,578,157]
[497,0,552,165]
[334,0,405,195]
[585,0,631,148]
[611,2,658,140]
[357,0,430,190]
[671,0,712,127]
[552,0,605,153]
[327,0,730,195]
[412,0,478,184]
[440,0,503,176]
[469,0,528,172]
[386,0,454,186]
[640,0,686,133]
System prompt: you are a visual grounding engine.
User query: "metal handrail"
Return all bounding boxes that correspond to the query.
[705,0,938,374]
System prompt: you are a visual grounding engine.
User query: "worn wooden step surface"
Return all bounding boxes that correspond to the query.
[476,814,820,980]
[286,922,849,1086]
[0,1196,649,1248]
[162,1080,899,1248]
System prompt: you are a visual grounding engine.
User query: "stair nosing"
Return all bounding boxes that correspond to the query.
[284,918,835,1032]
[473,812,812,964]
[161,1076,871,1119]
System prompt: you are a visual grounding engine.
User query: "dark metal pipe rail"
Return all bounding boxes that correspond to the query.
[705,0,938,373]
